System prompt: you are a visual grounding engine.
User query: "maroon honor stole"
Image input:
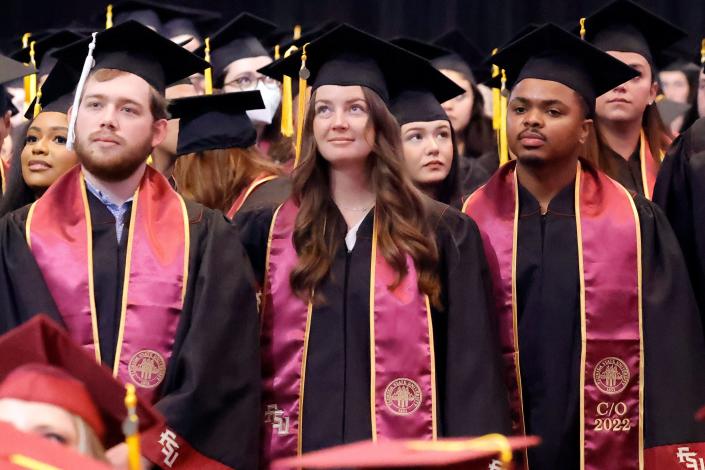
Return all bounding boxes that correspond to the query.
[225,173,279,219]
[27,165,189,404]
[260,199,437,463]
[465,161,643,469]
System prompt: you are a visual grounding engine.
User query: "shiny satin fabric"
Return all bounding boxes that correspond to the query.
[465,161,642,469]
[27,165,189,403]
[260,199,436,464]
[640,130,661,201]
[226,173,278,219]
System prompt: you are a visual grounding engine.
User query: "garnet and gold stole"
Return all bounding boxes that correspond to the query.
[225,173,278,219]
[465,160,643,469]
[26,165,189,404]
[260,199,437,462]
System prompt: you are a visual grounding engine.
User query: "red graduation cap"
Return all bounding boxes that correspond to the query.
[272,435,540,469]
[0,421,112,469]
[0,315,164,449]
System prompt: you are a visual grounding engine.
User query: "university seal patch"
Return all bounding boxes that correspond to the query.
[384,378,423,416]
[128,349,166,389]
[593,357,630,395]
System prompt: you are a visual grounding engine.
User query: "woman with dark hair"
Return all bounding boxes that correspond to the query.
[431,31,497,176]
[0,64,78,217]
[238,24,510,465]
[581,0,683,199]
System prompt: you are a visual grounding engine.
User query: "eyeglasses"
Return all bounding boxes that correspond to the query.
[223,73,280,92]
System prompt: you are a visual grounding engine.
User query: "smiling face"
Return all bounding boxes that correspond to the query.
[0,398,79,449]
[312,85,375,167]
[401,120,453,186]
[21,111,78,193]
[507,78,591,166]
[72,70,167,182]
[595,51,657,124]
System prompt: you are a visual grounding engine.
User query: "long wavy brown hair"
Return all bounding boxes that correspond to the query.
[290,87,442,308]
[173,145,280,212]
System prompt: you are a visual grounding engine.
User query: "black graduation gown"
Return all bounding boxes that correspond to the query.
[458,154,494,200]
[236,177,292,215]
[236,196,511,453]
[654,117,705,322]
[0,192,261,470]
[599,142,646,197]
[515,181,705,469]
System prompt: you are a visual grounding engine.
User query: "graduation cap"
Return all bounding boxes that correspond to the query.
[195,13,278,82]
[390,37,451,60]
[168,90,264,155]
[491,23,640,116]
[55,20,209,94]
[578,0,687,67]
[11,30,85,77]
[0,422,112,470]
[433,29,490,83]
[389,59,463,125]
[24,62,79,119]
[0,315,163,449]
[0,55,36,86]
[110,0,220,42]
[258,23,462,105]
[272,21,340,58]
[271,435,540,469]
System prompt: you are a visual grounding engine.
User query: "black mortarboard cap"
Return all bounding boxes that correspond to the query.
[111,1,220,40]
[492,23,639,116]
[25,62,79,119]
[258,24,461,105]
[11,30,85,77]
[579,0,687,66]
[433,29,489,83]
[55,20,210,94]
[195,13,277,82]
[0,54,37,85]
[389,59,463,125]
[168,90,264,155]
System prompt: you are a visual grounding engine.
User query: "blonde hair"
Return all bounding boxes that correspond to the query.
[73,414,109,462]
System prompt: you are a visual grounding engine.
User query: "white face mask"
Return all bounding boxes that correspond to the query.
[246,82,282,126]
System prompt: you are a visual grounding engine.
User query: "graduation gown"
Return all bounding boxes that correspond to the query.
[457,154,494,200]
[653,116,705,325]
[600,142,645,196]
[0,186,261,469]
[492,175,705,469]
[236,195,511,455]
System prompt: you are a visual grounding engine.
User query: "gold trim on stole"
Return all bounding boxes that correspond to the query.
[369,210,379,441]
[575,165,587,470]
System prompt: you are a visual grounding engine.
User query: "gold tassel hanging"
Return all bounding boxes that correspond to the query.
[280,45,298,138]
[32,89,42,118]
[498,70,510,166]
[491,48,501,132]
[293,24,302,40]
[579,17,586,40]
[27,41,38,106]
[294,43,310,167]
[22,33,32,106]
[700,38,705,65]
[106,4,114,29]
[123,384,142,470]
[274,44,281,60]
[204,37,214,95]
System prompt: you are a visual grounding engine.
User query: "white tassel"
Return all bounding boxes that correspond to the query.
[67,32,98,151]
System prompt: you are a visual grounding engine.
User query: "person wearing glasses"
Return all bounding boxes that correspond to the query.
[197,13,293,165]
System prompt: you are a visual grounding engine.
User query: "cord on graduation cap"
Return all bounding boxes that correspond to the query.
[204,37,214,95]
[280,45,298,138]
[106,5,114,29]
[27,41,38,106]
[22,33,32,106]
[294,42,310,167]
[67,32,98,151]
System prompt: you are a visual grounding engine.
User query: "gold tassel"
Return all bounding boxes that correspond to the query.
[22,33,32,106]
[491,48,500,132]
[32,88,42,118]
[274,44,281,60]
[280,45,298,138]
[294,43,310,167]
[204,37,214,95]
[498,70,510,166]
[579,17,586,40]
[123,384,142,470]
[106,4,114,29]
[27,41,38,105]
[700,38,705,65]
[293,24,302,40]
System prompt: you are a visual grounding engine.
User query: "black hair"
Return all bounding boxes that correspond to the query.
[0,121,36,217]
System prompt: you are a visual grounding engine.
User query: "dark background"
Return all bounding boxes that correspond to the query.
[2,0,704,59]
